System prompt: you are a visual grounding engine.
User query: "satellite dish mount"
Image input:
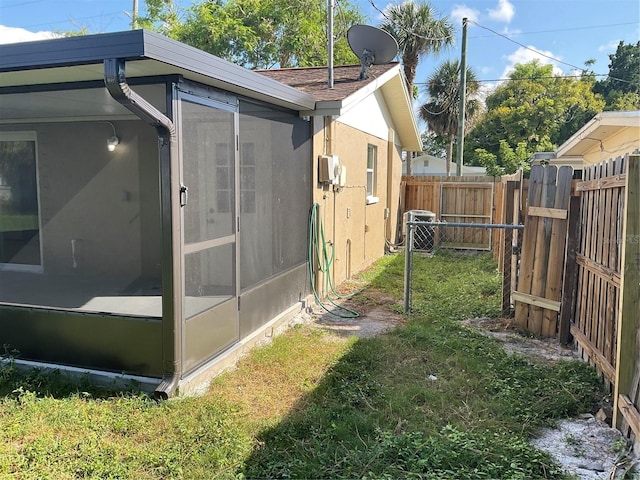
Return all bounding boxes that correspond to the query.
[347,25,399,80]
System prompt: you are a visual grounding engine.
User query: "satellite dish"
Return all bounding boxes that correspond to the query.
[347,24,399,80]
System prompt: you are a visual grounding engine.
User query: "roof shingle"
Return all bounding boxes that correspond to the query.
[257,63,400,102]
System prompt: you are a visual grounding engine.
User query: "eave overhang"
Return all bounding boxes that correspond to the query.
[555,110,640,159]
[0,29,316,112]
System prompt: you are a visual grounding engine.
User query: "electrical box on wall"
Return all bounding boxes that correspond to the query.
[319,155,339,184]
[338,165,347,187]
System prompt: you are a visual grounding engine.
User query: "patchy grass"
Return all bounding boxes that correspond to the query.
[0,252,603,479]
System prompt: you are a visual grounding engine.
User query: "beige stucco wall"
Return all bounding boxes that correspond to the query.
[311,115,403,291]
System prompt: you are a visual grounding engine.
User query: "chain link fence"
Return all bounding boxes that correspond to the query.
[403,213,524,318]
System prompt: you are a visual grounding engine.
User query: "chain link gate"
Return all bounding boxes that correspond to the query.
[403,214,524,317]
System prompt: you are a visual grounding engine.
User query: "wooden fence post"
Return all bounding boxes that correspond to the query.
[558,195,581,344]
[502,181,516,314]
[613,154,640,432]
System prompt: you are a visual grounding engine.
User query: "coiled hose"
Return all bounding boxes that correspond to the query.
[308,203,360,318]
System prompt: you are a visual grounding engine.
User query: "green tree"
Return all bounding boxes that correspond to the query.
[418,60,481,175]
[465,60,605,173]
[593,41,640,111]
[142,0,363,69]
[474,140,530,176]
[379,1,453,95]
[420,131,447,158]
[138,0,180,33]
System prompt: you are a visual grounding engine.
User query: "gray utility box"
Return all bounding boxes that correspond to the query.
[405,210,436,251]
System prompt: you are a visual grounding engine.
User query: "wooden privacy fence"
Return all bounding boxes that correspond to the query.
[568,157,626,386]
[401,174,522,255]
[401,157,640,441]
[561,154,639,437]
[513,165,573,337]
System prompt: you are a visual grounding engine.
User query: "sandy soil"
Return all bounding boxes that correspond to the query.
[462,316,638,480]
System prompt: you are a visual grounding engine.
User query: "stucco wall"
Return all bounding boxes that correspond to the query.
[311,115,402,289]
[0,121,161,281]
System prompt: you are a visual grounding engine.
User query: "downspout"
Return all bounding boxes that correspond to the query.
[104,58,181,399]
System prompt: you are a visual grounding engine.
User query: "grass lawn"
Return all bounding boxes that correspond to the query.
[0,253,603,479]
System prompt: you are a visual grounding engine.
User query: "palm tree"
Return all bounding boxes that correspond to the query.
[380,1,454,95]
[419,60,481,176]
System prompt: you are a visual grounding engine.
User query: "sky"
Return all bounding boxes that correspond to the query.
[0,0,639,100]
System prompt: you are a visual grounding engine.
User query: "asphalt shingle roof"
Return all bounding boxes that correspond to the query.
[257,63,400,102]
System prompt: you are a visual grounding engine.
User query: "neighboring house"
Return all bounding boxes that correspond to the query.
[259,63,421,287]
[532,110,640,176]
[402,153,487,176]
[0,31,420,396]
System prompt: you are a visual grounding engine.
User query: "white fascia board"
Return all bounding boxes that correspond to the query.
[555,110,640,157]
[340,64,402,114]
[380,73,421,151]
[300,101,344,117]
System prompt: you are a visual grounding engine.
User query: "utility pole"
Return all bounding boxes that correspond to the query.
[455,17,468,177]
[132,0,139,29]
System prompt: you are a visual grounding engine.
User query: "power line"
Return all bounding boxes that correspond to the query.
[415,73,634,86]
[8,11,126,29]
[1,0,45,7]
[468,20,587,72]
[366,0,454,42]
[469,21,640,39]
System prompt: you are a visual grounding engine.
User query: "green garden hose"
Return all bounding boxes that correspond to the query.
[308,203,360,318]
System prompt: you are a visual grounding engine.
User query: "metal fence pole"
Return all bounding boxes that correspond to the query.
[403,219,414,313]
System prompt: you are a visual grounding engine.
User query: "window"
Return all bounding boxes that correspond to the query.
[0,131,41,271]
[366,144,378,204]
[423,159,429,168]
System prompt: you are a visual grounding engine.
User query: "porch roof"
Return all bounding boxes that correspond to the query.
[555,110,640,160]
[0,29,316,112]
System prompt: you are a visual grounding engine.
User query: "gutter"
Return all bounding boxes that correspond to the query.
[104,58,181,400]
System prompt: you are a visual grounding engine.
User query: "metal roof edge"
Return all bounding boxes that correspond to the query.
[0,29,316,111]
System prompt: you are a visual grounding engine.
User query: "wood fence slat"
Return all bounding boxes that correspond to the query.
[559,196,581,344]
[512,291,561,311]
[618,394,640,439]
[502,182,516,314]
[570,325,617,383]
[576,254,622,286]
[576,175,626,192]
[527,206,568,219]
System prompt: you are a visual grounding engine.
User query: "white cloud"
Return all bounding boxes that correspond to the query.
[450,5,480,24]
[487,0,515,23]
[0,25,59,45]
[598,39,620,53]
[501,46,564,79]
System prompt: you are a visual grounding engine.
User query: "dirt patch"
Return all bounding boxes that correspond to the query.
[532,417,637,479]
[462,316,639,479]
[303,303,404,339]
[461,317,579,363]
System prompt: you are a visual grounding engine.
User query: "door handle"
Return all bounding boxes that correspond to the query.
[180,184,188,207]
